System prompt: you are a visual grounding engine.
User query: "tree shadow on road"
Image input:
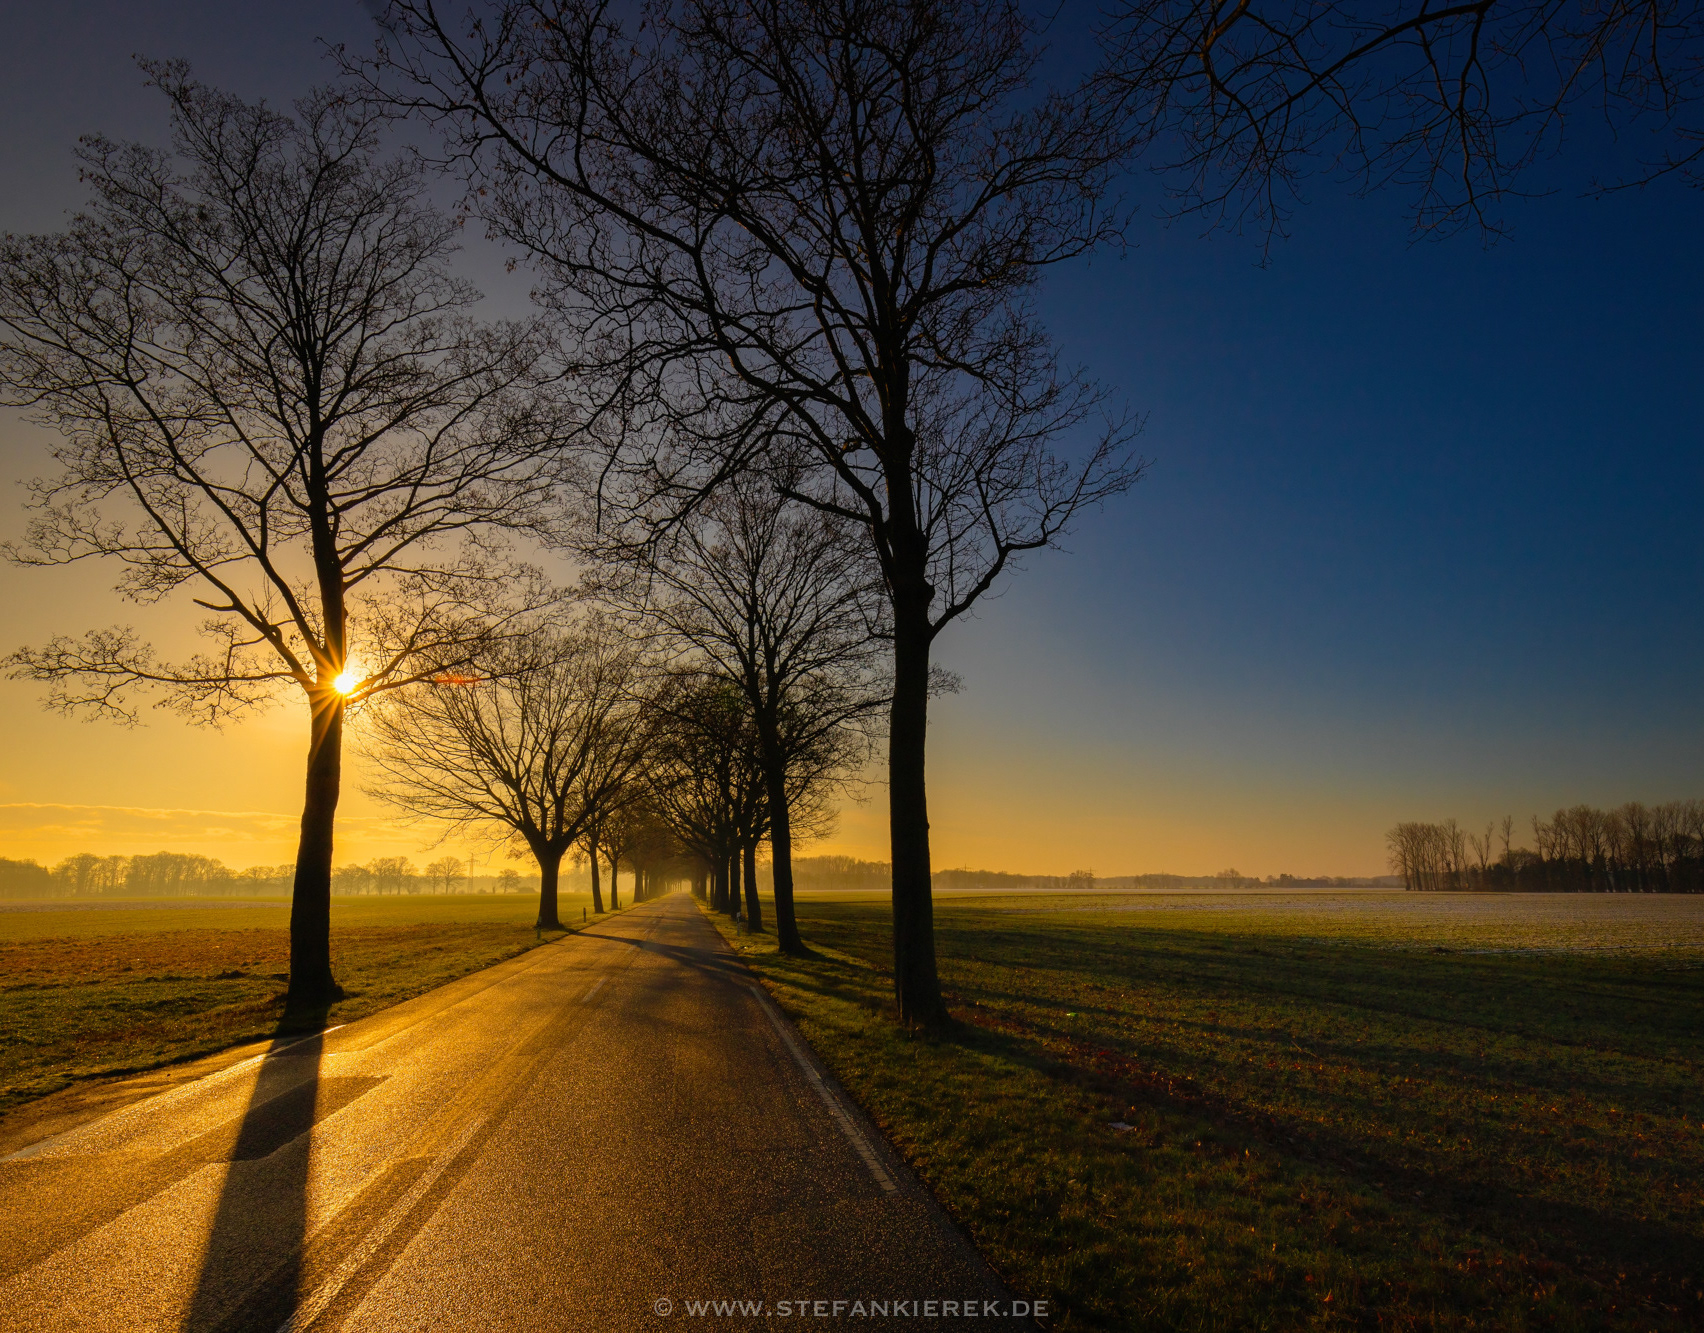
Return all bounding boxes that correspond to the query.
[177,1012,379,1333]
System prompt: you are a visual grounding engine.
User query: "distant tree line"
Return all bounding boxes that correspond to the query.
[0,850,1406,900]
[0,852,280,898]
[0,853,558,899]
[1387,801,1704,893]
[763,858,907,893]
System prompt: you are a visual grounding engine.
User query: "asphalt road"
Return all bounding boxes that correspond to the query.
[0,892,1031,1331]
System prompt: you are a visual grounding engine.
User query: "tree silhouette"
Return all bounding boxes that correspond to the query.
[600,474,883,952]
[645,674,765,919]
[358,0,1145,1025]
[1100,0,1704,239]
[0,67,563,1006]
[363,621,650,928]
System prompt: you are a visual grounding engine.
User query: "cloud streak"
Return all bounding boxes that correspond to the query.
[0,802,476,867]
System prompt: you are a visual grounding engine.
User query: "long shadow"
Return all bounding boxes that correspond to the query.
[177,1017,381,1333]
[957,1006,1704,1301]
[595,929,757,985]
[772,915,1704,1305]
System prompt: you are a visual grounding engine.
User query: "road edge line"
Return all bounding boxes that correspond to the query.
[746,983,899,1196]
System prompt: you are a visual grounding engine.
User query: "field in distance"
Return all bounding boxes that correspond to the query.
[885,887,1704,953]
[722,889,1704,1331]
[0,892,601,1133]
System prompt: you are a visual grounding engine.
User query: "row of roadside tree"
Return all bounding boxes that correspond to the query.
[8,0,1696,1021]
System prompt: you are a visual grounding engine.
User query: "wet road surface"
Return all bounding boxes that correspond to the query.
[0,893,1026,1331]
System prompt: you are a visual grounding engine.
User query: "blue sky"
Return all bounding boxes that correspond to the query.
[0,1,1698,875]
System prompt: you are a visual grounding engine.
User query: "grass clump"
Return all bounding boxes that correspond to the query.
[711,894,1704,1332]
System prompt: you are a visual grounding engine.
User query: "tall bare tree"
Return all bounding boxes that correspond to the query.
[359,0,1145,1025]
[601,473,884,953]
[0,66,563,1006]
[363,620,651,928]
[1099,0,1704,238]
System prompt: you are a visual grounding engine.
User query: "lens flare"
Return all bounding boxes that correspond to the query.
[332,668,361,695]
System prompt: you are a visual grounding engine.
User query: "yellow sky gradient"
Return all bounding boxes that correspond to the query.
[0,422,1394,879]
[1,0,1697,888]
[0,681,1392,877]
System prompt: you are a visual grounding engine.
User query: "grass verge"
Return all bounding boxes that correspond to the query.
[0,892,616,1119]
[708,894,1703,1332]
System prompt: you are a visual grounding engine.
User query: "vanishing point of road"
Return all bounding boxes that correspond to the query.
[0,893,1029,1331]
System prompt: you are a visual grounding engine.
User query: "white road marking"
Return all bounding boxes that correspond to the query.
[277,1113,486,1333]
[747,985,898,1195]
[583,977,607,1000]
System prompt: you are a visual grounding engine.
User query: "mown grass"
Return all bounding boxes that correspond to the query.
[0,892,605,1115]
[712,893,1704,1332]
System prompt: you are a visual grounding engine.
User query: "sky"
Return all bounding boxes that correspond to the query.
[0,2,1698,878]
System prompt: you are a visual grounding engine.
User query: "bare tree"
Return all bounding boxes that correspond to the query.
[600,474,884,953]
[646,672,762,919]
[1385,821,1422,889]
[1467,821,1494,888]
[368,857,418,895]
[601,802,640,910]
[363,621,650,929]
[425,856,464,893]
[359,0,1146,1025]
[1443,817,1468,889]
[576,832,606,915]
[0,67,566,1007]
[576,749,651,913]
[1099,0,1704,240]
[600,798,702,909]
[607,805,681,904]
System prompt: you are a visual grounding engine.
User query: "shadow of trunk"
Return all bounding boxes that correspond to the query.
[178,1020,341,1332]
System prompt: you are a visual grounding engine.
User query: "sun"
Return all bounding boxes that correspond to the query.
[332,667,362,695]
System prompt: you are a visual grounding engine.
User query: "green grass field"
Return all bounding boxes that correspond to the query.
[716,891,1704,1332]
[0,892,603,1117]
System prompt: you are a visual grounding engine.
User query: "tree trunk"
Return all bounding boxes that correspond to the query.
[742,840,762,933]
[287,690,344,1012]
[726,852,740,916]
[588,843,604,914]
[535,846,564,930]
[608,851,620,909]
[761,750,806,953]
[889,601,948,1028]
